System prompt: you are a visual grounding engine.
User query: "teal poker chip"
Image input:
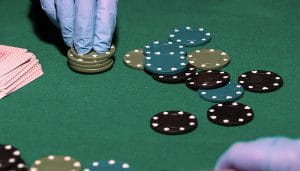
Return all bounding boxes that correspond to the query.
[198,82,244,103]
[143,41,187,56]
[169,26,212,47]
[83,160,132,171]
[144,53,188,74]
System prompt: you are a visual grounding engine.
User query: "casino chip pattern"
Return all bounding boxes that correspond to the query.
[123,49,145,70]
[185,70,230,90]
[0,144,28,171]
[143,41,186,56]
[67,45,116,74]
[188,49,230,70]
[83,160,132,171]
[150,111,198,135]
[198,82,244,103]
[169,26,212,47]
[30,155,81,171]
[148,64,197,83]
[207,102,254,126]
[238,70,283,93]
[144,53,188,75]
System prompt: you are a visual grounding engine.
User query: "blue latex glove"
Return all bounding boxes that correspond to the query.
[215,137,300,171]
[40,0,118,54]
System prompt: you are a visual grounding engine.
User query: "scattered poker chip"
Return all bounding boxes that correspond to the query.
[185,70,230,91]
[169,26,212,47]
[144,53,188,75]
[150,111,198,135]
[188,49,230,70]
[83,160,132,171]
[198,82,244,103]
[148,64,197,84]
[207,102,254,126]
[0,144,22,169]
[5,159,28,171]
[123,49,144,70]
[238,70,283,93]
[30,155,81,171]
[143,41,187,56]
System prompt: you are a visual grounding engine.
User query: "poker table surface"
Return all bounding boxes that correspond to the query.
[1,0,300,170]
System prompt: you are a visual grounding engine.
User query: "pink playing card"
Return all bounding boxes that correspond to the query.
[0,45,27,54]
[9,65,43,94]
[0,51,32,77]
[0,64,43,99]
[0,54,38,89]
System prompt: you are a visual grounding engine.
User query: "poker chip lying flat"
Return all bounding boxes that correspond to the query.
[169,26,212,47]
[188,49,230,70]
[144,54,188,75]
[238,70,283,93]
[0,144,22,169]
[148,64,197,84]
[123,49,144,70]
[198,82,244,103]
[30,155,81,171]
[150,111,198,135]
[207,102,254,126]
[83,160,132,171]
[143,41,187,56]
[5,159,28,171]
[185,70,230,91]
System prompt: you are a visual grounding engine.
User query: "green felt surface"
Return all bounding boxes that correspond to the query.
[0,0,300,170]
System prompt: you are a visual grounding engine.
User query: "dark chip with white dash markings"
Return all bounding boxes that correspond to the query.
[150,64,197,83]
[150,111,198,135]
[238,70,283,93]
[185,70,230,90]
[207,102,254,126]
[0,144,22,169]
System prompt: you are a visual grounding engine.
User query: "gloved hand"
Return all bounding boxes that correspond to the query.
[215,137,300,171]
[40,0,118,54]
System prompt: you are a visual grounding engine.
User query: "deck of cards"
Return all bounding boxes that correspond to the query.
[0,45,43,99]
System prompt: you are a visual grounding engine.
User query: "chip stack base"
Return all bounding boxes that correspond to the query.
[67,45,116,74]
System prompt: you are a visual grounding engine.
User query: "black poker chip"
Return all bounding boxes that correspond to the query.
[149,64,197,84]
[0,144,22,170]
[207,102,254,126]
[238,70,283,93]
[4,159,28,171]
[185,70,230,90]
[150,111,198,135]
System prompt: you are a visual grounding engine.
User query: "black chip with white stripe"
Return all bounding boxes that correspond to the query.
[238,70,283,93]
[207,102,254,126]
[185,70,230,90]
[150,111,198,135]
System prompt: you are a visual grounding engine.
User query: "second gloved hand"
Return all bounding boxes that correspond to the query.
[40,0,118,54]
[215,137,300,171]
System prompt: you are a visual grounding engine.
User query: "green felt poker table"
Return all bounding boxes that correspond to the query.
[0,0,300,170]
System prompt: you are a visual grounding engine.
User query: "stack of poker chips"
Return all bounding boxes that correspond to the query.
[0,45,43,99]
[0,144,28,170]
[67,45,116,74]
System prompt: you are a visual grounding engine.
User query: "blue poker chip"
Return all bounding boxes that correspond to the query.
[198,82,244,103]
[143,41,187,56]
[169,26,212,47]
[83,160,132,171]
[144,53,188,74]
